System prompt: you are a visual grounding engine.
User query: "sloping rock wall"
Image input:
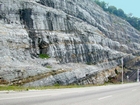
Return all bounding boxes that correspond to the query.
[0,0,140,86]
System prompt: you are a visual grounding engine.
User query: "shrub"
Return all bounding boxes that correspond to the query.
[39,54,50,59]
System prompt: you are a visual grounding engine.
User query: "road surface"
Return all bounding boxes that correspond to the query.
[0,83,140,105]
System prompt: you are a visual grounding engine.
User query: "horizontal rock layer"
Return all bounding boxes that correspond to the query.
[0,0,140,86]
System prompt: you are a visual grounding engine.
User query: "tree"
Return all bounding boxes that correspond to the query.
[108,6,117,14]
[127,13,133,17]
[117,9,126,18]
[100,1,108,11]
[93,0,140,31]
[94,0,108,11]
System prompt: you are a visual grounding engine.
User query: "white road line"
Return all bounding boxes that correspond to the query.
[0,94,51,101]
[98,95,112,100]
[132,89,137,91]
[0,91,79,101]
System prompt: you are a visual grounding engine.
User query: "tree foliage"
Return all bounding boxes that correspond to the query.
[93,0,140,31]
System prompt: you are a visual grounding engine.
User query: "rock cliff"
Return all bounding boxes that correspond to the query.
[0,0,140,86]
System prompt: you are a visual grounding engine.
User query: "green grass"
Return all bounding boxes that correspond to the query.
[39,54,50,59]
[0,84,96,91]
[0,81,135,91]
[0,85,29,91]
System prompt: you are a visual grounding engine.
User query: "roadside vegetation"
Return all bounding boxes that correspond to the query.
[0,84,99,91]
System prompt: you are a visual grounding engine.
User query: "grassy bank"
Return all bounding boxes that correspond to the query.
[0,84,93,91]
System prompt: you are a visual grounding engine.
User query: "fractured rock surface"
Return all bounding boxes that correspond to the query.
[0,0,140,86]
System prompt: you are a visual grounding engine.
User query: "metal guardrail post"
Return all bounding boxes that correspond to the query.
[122,57,123,84]
[137,69,139,82]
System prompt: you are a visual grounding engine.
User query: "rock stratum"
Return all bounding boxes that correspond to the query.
[0,0,140,86]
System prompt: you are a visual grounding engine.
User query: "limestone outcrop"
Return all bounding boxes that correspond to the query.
[0,0,140,86]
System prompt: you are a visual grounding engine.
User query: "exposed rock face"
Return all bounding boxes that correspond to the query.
[0,0,140,86]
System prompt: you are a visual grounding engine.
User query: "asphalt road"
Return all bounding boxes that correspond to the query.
[0,83,140,105]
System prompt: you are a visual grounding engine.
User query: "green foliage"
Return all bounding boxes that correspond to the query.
[39,54,50,59]
[86,62,92,65]
[54,83,60,86]
[0,84,94,91]
[0,85,29,91]
[108,6,117,14]
[93,0,140,31]
[94,0,108,11]
[117,9,126,18]
[46,65,52,68]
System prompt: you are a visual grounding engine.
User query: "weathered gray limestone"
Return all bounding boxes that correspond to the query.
[0,0,140,86]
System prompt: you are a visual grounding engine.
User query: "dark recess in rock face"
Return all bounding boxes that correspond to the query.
[19,8,43,58]
[38,0,55,8]
[46,12,53,31]
[39,40,49,54]
[19,8,33,29]
[0,0,140,86]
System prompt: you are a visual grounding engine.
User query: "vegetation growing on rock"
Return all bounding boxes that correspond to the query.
[93,0,140,31]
